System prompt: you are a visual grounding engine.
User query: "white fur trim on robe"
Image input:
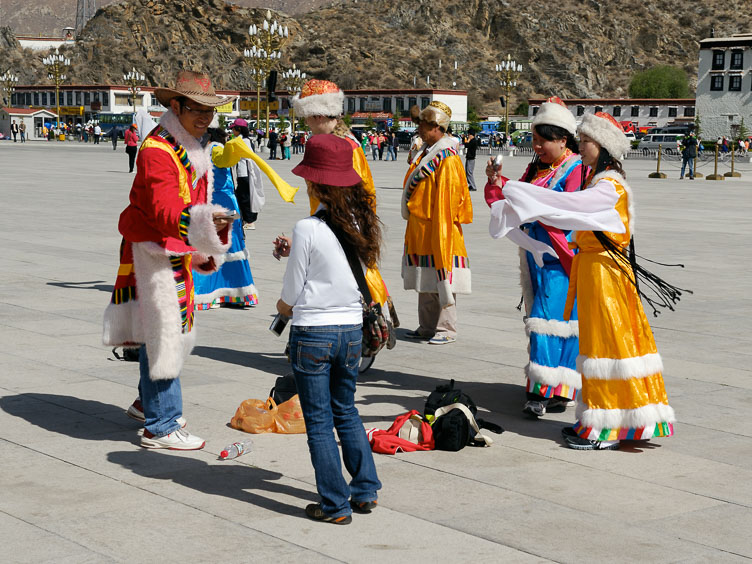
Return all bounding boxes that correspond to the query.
[525,317,579,338]
[195,284,258,305]
[526,362,582,390]
[187,203,233,256]
[576,402,676,436]
[401,135,456,220]
[578,353,664,381]
[131,242,196,380]
[489,178,625,241]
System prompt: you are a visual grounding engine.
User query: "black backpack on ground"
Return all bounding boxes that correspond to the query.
[425,380,504,451]
[269,373,297,404]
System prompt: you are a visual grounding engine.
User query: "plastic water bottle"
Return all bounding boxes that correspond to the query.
[219,439,253,460]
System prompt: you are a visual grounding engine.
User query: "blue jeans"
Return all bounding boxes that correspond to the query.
[680,157,695,179]
[139,345,183,437]
[290,324,381,517]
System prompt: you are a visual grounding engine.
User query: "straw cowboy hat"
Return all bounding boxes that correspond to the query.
[154,70,228,108]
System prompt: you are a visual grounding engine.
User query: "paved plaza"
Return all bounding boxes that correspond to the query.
[0,140,750,563]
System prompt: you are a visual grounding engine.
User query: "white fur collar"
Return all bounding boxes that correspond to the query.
[158,110,212,180]
[590,170,635,234]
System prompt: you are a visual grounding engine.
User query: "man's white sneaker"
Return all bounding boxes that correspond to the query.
[127,399,186,428]
[140,428,205,450]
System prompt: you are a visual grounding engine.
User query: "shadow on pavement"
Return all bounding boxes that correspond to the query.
[193,345,290,377]
[0,393,138,442]
[47,280,114,294]
[107,450,317,518]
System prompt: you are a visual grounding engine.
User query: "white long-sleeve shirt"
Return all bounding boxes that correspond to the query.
[280,215,362,327]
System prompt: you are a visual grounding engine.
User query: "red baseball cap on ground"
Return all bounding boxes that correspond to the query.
[292,134,361,186]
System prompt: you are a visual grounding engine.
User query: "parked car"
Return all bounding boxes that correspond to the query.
[638,134,684,155]
[476,132,492,146]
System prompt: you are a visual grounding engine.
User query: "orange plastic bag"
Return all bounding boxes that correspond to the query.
[230,395,306,434]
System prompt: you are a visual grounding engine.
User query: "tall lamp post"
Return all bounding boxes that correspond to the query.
[495,54,522,140]
[43,48,70,131]
[246,11,290,141]
[0,70,19,107]
[281,64,306,136]
[123,67,145,117]
[243,55,267,133]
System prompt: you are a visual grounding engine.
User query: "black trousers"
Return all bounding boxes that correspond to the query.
[126,145,138,172]
[235,176,258,224]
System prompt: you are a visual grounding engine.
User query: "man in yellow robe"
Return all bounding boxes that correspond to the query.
[402,102,472,345]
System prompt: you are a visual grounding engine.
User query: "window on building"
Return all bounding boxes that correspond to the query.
[576,105,584,116]
[100,92,108,107]
[347,98,355,113]
[66,91,73,105]
[57,92,63,105]
[42,92,48,105]
[359,97,366,112]
[383,98,392,112]
[396,97,405,114]
[729,75,742,91]
[730,50,743,70]
[84,92,90,105]
[75,92,81,105]
[93,92,100,102]
[668,107,677,117]
[631,105,639,117]
[712,50,725,70]
[649,107,658,117]
[710,75,724,91]
[613,106,621,117]
[420,97,430,109]
[532,106,539,116]
[33,93,39,106]
[9,93,16,105]
[683,107,695,117]
[594,105,603,113]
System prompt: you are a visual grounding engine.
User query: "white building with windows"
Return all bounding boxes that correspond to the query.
[696,33,752,139]
[527,98,695,131]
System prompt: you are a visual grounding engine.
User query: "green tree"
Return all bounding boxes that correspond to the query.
[278,116,288,132]
[364,115,376,130]
[514,102,529,116]
[342,113,352,127]
[694,111,701,138]
[737,117,748,142]
[628,65,690,98]
[390,114,401,133]
[218,114,227,129]
[297,117,307,132]
[467,106,481,131]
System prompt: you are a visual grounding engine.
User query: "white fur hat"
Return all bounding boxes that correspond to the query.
[292,79,344,117]
[578,112,631,160]
[532,96,577,136]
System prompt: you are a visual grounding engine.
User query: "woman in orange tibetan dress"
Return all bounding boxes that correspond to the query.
[488,112,677,450]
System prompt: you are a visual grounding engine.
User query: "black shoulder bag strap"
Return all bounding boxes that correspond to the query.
[314,210,374,305]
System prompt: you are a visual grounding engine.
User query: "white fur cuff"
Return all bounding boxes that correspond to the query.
[437,279,455,309]
[525,317,579,338]
[526,362,582,389]
[576,402,676,433]
[578,353,663,381]
[187,204,232,255]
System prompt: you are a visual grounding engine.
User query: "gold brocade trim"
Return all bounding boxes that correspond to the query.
[140,138,191,204]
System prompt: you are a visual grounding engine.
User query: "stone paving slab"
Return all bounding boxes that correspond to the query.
[0,141,750,563]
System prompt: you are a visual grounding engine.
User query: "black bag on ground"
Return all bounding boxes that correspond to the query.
[269,373,297,405]
[425,380,504,451]
[424,379,477,418]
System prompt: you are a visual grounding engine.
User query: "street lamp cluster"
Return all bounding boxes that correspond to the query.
[123,67,145,115]
[495,54,523,139]
[281,64,306,136]
[244,10,291,139]
[43,48,71,129]
[0,70,19,107]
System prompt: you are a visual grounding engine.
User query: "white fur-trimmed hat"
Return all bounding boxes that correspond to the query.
[532,96,577,136]
[578,112,631,160]
[292,79,344,117]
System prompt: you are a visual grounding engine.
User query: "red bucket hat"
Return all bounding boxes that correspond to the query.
[292,135,361,186]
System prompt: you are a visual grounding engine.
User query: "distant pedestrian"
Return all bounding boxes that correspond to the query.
[19,120,26,143]
[124,124,139,173]
[11,120,19,142]
[94,124,101,144]
[109,126,119,150]
[268,127,279,159]
[281,130,292,159]
[680,133,697,180]
[464,129,479,191]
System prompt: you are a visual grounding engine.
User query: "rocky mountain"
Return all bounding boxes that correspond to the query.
[2,0,752,115]
[1,0,324,36]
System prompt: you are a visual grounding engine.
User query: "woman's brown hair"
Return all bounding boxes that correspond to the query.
[310,181,382,268]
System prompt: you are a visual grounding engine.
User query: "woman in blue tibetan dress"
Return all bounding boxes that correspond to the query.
[194,128,259,309]
[484,97,585,418]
